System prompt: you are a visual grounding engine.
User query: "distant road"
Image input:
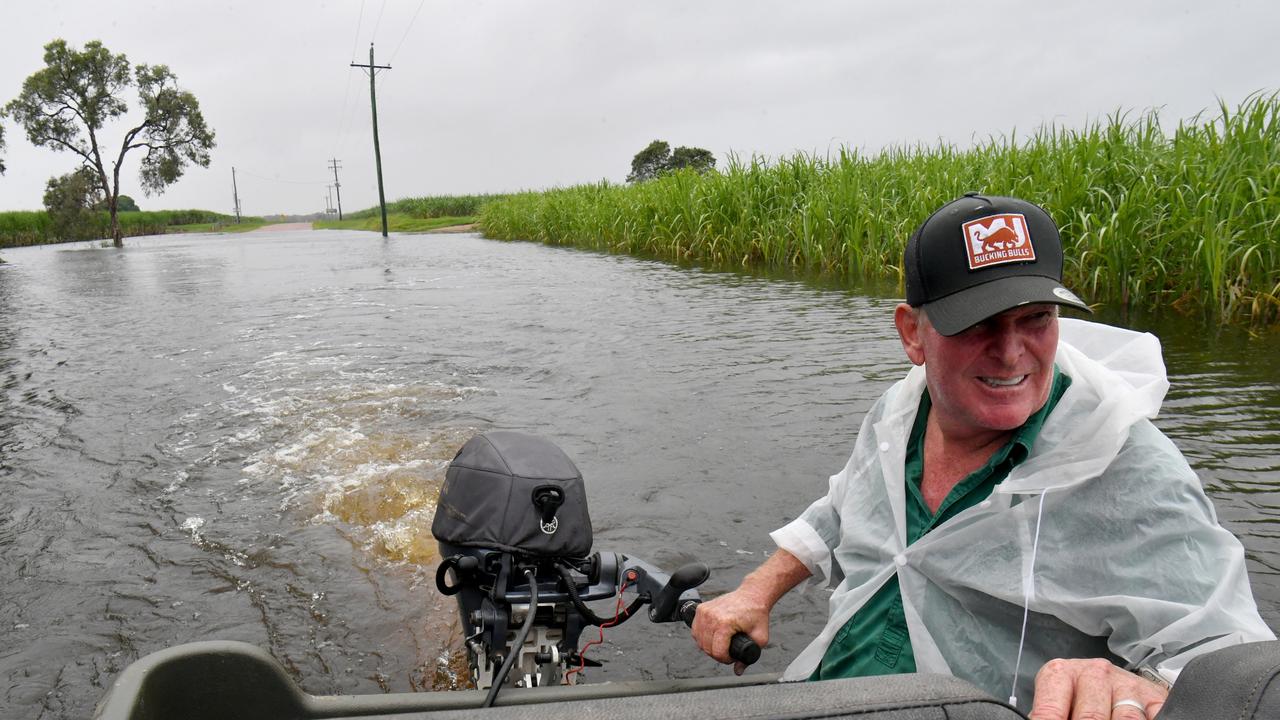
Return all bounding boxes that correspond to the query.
[430,222,478,233]
[250,222,313,232]
[241,221,478,234]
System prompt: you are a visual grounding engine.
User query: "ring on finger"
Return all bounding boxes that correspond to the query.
[1112,698,1147,717]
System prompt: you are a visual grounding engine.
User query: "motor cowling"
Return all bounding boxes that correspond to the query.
[432,431,592,558]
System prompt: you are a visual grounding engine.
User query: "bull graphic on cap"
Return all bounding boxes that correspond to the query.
[963,213,1036,270]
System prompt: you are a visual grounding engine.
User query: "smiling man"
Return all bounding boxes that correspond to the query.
[691,194,1274,719]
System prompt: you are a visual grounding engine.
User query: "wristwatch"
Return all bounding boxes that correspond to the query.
[1137,666,1172,690]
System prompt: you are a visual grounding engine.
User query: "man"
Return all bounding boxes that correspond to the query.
[691,193,1274,719]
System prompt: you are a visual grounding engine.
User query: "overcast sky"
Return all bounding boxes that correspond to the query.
[0,1,1277,216]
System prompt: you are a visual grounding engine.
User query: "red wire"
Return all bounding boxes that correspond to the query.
[564,577,632,681]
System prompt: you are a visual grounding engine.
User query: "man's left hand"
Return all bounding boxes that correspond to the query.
[1029,658,1168,719]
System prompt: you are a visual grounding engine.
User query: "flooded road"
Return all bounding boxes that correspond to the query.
[1,229,1278,718]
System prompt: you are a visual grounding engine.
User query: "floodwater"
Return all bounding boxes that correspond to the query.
[1,229,1277,718]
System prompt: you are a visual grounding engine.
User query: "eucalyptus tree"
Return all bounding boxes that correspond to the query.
[3,39,215,247]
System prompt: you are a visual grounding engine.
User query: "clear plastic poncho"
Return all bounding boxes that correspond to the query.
[771,318,1274,712]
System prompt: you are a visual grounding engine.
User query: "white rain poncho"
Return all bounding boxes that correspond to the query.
[771,318,1274,712]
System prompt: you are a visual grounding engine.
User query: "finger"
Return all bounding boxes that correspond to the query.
[1110,698,1148,720]
[733,661,745,676]
[1067,660,1113,720]
[1111,694,1164,720]
[709,628,734,664]
[691,611,723,655]
[689,620,706,652]
[1028,660,1076,719]
[1110,673,1167,720]
[691,618,712,650]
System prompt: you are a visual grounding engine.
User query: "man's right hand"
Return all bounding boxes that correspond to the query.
[689,548,812,674]
[690,586,773,674]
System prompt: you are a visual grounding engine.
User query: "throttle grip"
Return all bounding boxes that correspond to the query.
[679,599,762,667]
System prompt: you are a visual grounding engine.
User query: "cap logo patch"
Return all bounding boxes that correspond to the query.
[962,213,1036,270]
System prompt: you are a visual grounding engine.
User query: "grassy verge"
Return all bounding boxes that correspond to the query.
[311,192,508,234]
[0,209,263,248]
[314,214,476,233]
[166,219,271,233]
[482,93,1280,326]
[325,193,507,232]
[167,220,270,233]
[347,194,507,220]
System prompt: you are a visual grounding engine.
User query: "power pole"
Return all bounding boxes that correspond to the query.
[350,44,391,238]
[328,158,344,220]
[231,166,242,223]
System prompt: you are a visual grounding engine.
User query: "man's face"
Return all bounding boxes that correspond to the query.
[896,303,1059,439]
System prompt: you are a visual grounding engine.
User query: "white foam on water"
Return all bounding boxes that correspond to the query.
[199,347,490,566]
[181,516,206,543]
[163,470,189,494]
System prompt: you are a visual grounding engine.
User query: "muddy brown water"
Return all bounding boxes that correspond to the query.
[1,229,1277,718]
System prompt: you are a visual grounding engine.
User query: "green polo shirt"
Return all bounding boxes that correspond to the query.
[811,368,1071,680]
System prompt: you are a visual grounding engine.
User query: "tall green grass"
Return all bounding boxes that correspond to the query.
[482,93,1280,325]
[347,193,508,221]
[0,211,53,247]
[0,209,258,248]
[314,214,475,232]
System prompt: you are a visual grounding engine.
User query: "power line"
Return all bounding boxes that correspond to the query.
[371,0,389,46]
[332,69,358,157]
[234,168,330,186]
[333,0,368,157]
[388,0,429,64]
[350,0,367,60]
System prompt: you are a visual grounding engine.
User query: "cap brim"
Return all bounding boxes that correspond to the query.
[921,275,1091,336]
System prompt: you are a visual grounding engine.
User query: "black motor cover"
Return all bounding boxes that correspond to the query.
[432,431,592,558]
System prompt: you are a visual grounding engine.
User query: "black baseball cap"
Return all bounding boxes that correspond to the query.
[903,193,1090,336]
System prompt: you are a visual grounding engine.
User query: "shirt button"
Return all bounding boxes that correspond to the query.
[879,442,890,452]
[894,554,907,567]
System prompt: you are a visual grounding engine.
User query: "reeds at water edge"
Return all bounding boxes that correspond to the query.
[481,92,1280,326]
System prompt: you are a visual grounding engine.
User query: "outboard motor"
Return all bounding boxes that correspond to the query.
[432,432,644,694]
[433,431,758,703]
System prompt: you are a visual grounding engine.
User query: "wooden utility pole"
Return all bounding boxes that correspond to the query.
[350,44,391,238]
[328,158,344,220]
[231,166,242,223]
